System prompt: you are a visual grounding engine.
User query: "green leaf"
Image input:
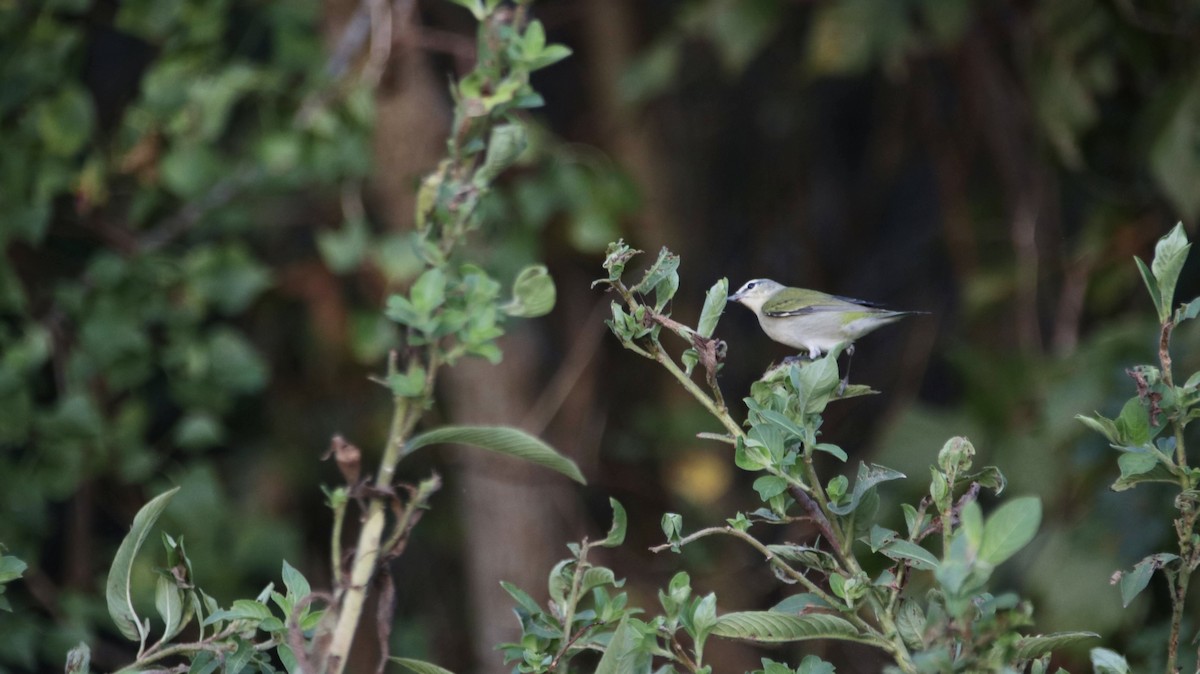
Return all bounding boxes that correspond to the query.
[389,657,457,674]
[895,600,926,650]
[202,599,273,626]
[978,496,1041,565]
[183,243,272,315]
[880,540,939,571]
[281,560,310,599]
[1111,459,1179,491]
[0,556,27,583]
[1135,257,1164,321]
[632,248,680,296]
[404,425,585,484]
[751,406,807,444]
[711,612,864,643]
[1090,648,1131,674]
[1076,413,1119,444]
[1117,451,1159,481]
[500,581,542,616]
[662,513,683,545]
[1013,631,1100,660]
[770,593,833,614]
[1176,297,1200,323]
[790,355,841,415]
[580,567,621,597]
[106,487,181,642]
[35,85,94,156]
[600,498,627,547]
[1119,553,1178,607]
[599,240,641,282]
[594,616,646,674]
[813,443,848,462]
[964,465,1007,495]
[154,575,185,641]
[527,44,573,72]
[502,265,556,318]
[827,463,904,516]
[225,639,253,673]
[476,123,528,184]
[410,268,447,315]
[159,144,223,198]
[691,592,718,645]
[697,278,728,338]
[317,217,370,274]
[1150,223,1191,312]
[1116,398,1154,446]
[753,476,789,501]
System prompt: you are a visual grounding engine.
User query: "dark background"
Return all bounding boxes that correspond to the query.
[2,0,1200,672]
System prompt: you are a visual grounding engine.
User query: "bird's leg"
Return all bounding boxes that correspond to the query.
[782,351,817,365]
[837,344,855,396]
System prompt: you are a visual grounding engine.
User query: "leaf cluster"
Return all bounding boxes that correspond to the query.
[92,487,325,674]
[1076,224,1200,673]
[498,243,1097,674]
[1,0,373,663]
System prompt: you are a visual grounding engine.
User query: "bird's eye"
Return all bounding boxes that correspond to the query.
[746,281,758,289]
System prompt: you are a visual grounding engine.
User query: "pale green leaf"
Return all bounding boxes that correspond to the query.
[502,265,556,318]
[1119,553,1178,607]
[979,496,1041,565]
[1150,223,1191,311]
[476,123,528,184]
[697,278,728,338]
[106,487,181,642]
[881,539,939,570]
[1013,631,1099,660]
[0,556,27,583]
[1135,257,1165,322]
[1117,451,1159,480]
[154,575,184,642]
[594,617,647,674]
[35,85,94,156]
[1076,413,1119,445]
[600,498,627,547]
[711,612,865,643]
[1090,647,1131,674]
[404,425,584,484]
[389,657,457,674]
[281,560,310,599]
[828,463,904,516]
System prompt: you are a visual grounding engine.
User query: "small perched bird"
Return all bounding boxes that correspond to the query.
[728,279,921,389]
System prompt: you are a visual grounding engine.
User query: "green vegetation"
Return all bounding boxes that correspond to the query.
[3,0,1200,673]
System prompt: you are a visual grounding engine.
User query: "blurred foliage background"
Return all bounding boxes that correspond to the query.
[2,0,1200,672]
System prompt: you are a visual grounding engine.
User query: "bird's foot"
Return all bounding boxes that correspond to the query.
[837,376,849,397]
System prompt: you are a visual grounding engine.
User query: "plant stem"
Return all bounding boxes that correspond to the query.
[119,627,240,673]
[649,526,867,634]
[325,392,419,674]
[651,343,743,438]
[330,497,347,586]
[1168,502,1200,674]
[555,544,590,674]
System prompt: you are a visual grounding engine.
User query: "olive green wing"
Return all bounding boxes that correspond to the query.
[763,288,880,317]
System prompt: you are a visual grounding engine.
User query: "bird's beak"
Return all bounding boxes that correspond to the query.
[727,289,744,303]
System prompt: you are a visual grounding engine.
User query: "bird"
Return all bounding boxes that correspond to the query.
[728,279,921,391]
